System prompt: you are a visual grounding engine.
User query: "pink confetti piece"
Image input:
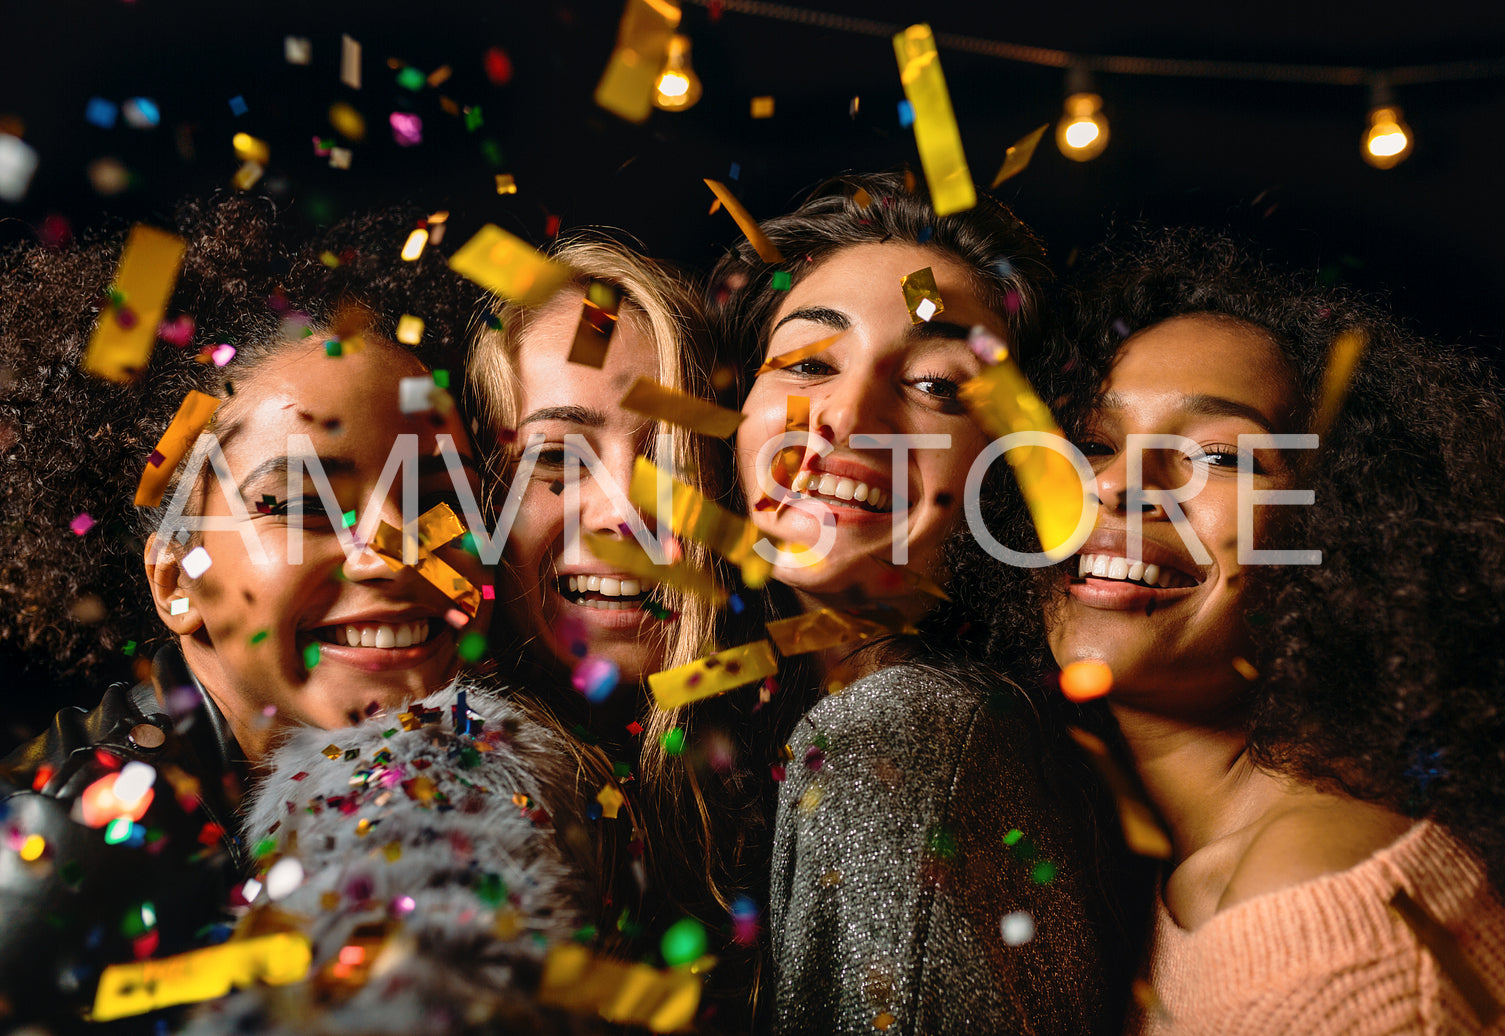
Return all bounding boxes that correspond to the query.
[70,512,95,536]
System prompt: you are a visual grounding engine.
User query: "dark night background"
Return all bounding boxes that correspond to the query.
[4,0,1505,355]
[2,1,1504,738]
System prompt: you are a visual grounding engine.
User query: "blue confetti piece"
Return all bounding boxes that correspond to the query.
[729,593,745,614]
[123,97,160,128]
[916,225,934,244]
[228,95,248,117]
[728,161,741,181]
[85,97,118,129]
[897,100,915,128]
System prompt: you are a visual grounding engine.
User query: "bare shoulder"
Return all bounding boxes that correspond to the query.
[1218,797,1416,913]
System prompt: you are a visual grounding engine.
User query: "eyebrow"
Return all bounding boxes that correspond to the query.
[237,455,356,495]
[1099,392,1278,433]
[771,306,971,343]
[519,405,607,427]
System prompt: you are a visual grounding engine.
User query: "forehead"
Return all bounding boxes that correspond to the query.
[220,339,433,458]
[516,295,659,407]
[772,241,1005,335]
[1107,313,1296,422]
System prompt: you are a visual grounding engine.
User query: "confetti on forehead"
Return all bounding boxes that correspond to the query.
[594,0,680,123]
[448,223,572,306]
[83,224,187,383]
[619,376,746,437]
[705,179,785,263]
[900,266,945,325]
[893,24,975,216]
[991,123,1049,188]
[567,278,621,368]
[648,640,779,709]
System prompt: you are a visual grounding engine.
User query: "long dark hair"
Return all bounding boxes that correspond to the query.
[1010,225,1505,889]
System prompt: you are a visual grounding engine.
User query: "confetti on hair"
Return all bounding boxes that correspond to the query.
[1313,328,1369,437]
[84,225,187,382]
[134,389,221,507]
[705,179,784,263]
[648,640,779,709]
[620,376,746,437]
[990,123,1049,188]
[892,24,975,216]
[448,223,571,306]
[568,279,621,367]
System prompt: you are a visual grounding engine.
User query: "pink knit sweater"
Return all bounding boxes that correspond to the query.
[1131,821,1505,1035]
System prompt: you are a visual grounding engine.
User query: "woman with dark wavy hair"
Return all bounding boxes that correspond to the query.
[709,172,1142,1035]
[1012,226,1505,1034]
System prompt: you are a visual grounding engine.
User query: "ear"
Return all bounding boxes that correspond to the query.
[144,533,205,635]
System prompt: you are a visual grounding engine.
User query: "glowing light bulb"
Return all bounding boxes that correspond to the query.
[1057,92,1109,162]
[653,35,703,112]
[1362,105,1412,169]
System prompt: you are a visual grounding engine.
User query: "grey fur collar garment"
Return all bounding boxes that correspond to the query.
[184,681,609,1034]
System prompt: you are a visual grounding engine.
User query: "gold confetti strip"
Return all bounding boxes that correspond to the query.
[583,532,726,604]
[900,266,944,325]
[92,932,311,1021]
[892,24,975,217]
[1389,889,1503,1027]
[593,0,681,124]
[371,504,480,615]
[784,394,810,434]
[1067,728,1172,860]
[568,278,622,368]
[538,942,700,1030]
[134,390,222,507]
[448,224,572,306]
[1231,656,1260,681]
[1313,328,1368,437]
[84,225,188,383]
[620,376,746,438]
[649,640,779,709]
[765,608,894,656]
[629,457,774,588]
[959,347,1087,561]
[870,556,951,601]
[756,333,841,375]
[704,179,785,263]
[990,123,1049,188]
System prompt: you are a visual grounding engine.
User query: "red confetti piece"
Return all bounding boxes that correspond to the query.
[484,46,513,85]
[197,822,225,846]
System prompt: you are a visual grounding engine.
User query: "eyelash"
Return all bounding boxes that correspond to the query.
[1073,440,1264,475]
[779,361,963,402]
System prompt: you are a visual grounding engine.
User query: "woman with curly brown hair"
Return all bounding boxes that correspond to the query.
[1013,226,1505,1034]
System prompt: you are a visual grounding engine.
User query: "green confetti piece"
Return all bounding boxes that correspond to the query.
[104,818,133,845]
[253,837,277,858]
[324,340,342,356]
[611,760,632,779]
[1003,828,1024,846]
[660,727,686,755]
[342,509,357,528]
[771,270,792,291]
[250,629,269,645]
[926,825,957,859]
[303,642,321,669]
[432,368,450,389]
[660,917,707,966]
[122,640,137,657]
[475,872,506,906]
[457,631,488,662]
[1031,860,1058,884]
[479,138,503,167]
[396,66,426,91]
[464,106,484,132]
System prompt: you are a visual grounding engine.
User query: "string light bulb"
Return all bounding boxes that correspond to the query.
[653,35,703,112]
[1056,66,1109,162]
[1362,79,1412,169]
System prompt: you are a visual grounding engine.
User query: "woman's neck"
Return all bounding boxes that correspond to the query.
[1108,698,1287,864]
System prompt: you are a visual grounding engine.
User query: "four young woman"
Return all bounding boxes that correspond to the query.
[3,183,1502,1034]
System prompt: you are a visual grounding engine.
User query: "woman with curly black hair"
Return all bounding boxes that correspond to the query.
[1017,226,1505,1034]
[709,171,1143,1035]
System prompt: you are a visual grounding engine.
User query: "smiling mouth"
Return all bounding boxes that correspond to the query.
[1074,553,1198,589]
[556,575,653,611]
[788,469,892,512]
[309,619,435,648]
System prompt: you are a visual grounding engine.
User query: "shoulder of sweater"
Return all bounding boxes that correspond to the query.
[1218,799,1418,914]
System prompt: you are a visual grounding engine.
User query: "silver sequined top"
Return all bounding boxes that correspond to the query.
[770,662,1123,1035]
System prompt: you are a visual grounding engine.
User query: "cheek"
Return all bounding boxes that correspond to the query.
[511,489,565,572]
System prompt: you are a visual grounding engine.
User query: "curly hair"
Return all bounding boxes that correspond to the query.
[999,225,1505,889]
[0,195,485,736]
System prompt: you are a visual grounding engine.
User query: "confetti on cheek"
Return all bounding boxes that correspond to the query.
[572,656,620,703]
[180,546,213,580]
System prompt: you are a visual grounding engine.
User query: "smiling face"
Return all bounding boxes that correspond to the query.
[504,294,664,682]
[736,242,1006,608]
[1046,313,1300,714]
[146,339,492,761]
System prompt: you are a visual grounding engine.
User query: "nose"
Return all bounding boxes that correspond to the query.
[341,498,428,584]
[810,366,892,448]
[579,456,648,539]
[1091,448,1174,517]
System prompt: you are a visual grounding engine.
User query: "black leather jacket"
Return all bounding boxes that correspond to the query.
[0,644,249,1025]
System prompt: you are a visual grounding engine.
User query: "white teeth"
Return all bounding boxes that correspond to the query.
[374,625,395,649]
[789,468,890,511]
[1143,564,1161,586]
[568,576,578,592]
[1107,557,1129,580]
[587,575,601,592]
[1078,555,1091,578]
[854,482,869,502]
[346,625,360,647]
[1127,560,1145,582]
[1091,554,1110,578]
[600,577,621,597]
[395,624,413,648]
[793,470,814,492]
[818,473,838,496]
[359,626,376,647]
[336,620,429,649]
[620,579,640,596]
[834,478,856,500]
[1076,554,1179,588]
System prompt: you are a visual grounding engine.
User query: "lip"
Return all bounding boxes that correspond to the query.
[310,608,446,628]
[1063,527,1204,612]
[305,626,452,672]
[1074,528,1206,585]
[545,582,652,631]
[798,453,893,495]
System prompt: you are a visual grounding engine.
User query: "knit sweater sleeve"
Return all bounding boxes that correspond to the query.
[770,664,1114,1036]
